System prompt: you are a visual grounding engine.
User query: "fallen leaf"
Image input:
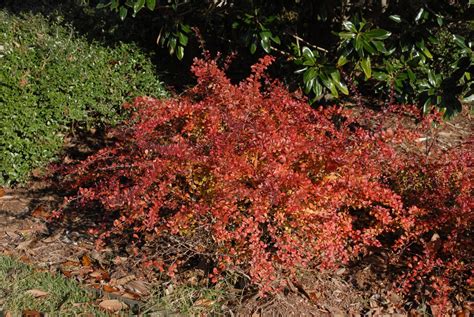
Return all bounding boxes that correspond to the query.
[81,254,92,267]
[90,270,110,281]
[122,291,141,300]
[307,291,318,304]
[16,239,34,250]
[0,187,5,198]
[124,280,150,296]
[116,275,136,286]
[103,285,120,293]
[193,298,215,307]
[31,206,49,219]
[25,289,48,298]
[21,310,44,317]
[98,299,128,313]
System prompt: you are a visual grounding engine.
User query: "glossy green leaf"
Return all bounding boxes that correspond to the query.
[415,8,425,22]
[337,55,348,67]
[302,46,314,59]
[339,32,355,40]
[342,21,356,32]
[119,6,128,20]
[178,32,188,46]
[360,57,371,79]
[320,74,338,97]
[146,0,156,10]
[312,79,323,97]
[250,42,257,54]
[294,67,308,74]
[331,71,349,95]
[389,15,402,23]
[176,45,184,60]
[259,31,271,42]
[303,68,317,83]
[260,38,271,53]
[365,29,391,40]
[168,37,177,54]
[271,35,281,45]
[304,77,315,94]
[181,24,191,33]
[133,0,145,14]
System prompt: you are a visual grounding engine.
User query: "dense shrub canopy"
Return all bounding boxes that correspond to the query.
[0,10,167,184]
[59,55,472,303]
[90,0,473,115]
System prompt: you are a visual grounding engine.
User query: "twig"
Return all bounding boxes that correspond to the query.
[289,33,329,53]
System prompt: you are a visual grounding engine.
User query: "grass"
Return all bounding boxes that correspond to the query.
[0,255,232,316]
[0,8,167,185]
[0,255,109,316]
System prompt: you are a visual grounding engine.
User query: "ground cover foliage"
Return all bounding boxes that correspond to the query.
[56,54,473,312]
[0,9,167,185]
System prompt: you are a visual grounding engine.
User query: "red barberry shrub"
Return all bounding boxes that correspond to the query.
[388,135,473,307]
[56,55,472,301]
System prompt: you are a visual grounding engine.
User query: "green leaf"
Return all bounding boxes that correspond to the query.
[133,0,145,14]
[415,8,424,22]
[260,38,271,53]
[178,32,188,46]
[250,43,257,54]
[259,31,271,42]
[427,70,437,87]
[145,0,156,10]
[373,71,389,81]
[422,97,432,114]
[365,29,391,40]
[342,21,356,32]
[312,80,323,97]
[330,70,348,94]
[119,6,128,20]
[271,35,281,45]
[372,41,386,53]
[453,35,467,48]
[389,15,402,23]
[176,45,184,60]
[320,74,338,97]
[180,24,191,33]
[421,46,433,59]
[302,47,314,59]
[339,32,355,40]
[96,1,112,9]
[360,57,372,79]
[168,37,177,54]
[337,55,348,67]
[294,67,308,74]
[304,78,315,94]
[303,68,317,84]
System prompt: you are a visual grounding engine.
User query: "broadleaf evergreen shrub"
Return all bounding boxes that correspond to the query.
[0,10,167,185]
[90,0,473,115]
[57,55,472,305]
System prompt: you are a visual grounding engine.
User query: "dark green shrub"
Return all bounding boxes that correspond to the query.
[90,0,473,115]
[0,10,167,185]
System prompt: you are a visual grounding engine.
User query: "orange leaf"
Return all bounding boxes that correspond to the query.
[81,254,92,267]
[31,206,49,219]
[0,187,5,198]
[21,310,44,317]
[103,285,119,293]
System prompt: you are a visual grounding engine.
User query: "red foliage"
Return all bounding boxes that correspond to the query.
[57,55,472,302]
